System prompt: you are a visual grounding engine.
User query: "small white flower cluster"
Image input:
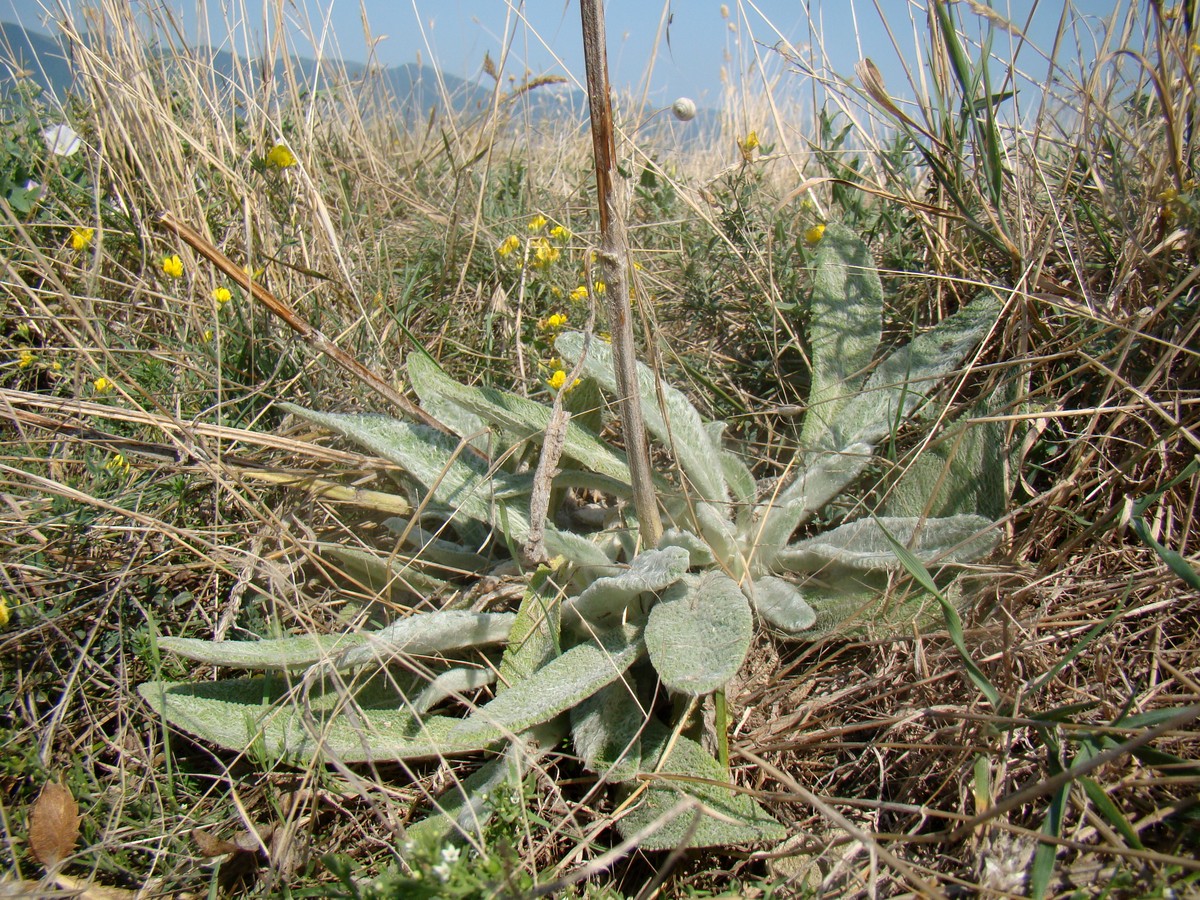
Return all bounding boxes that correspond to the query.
[431,844,461,882]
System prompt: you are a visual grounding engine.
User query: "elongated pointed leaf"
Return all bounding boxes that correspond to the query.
[801,223,884,449]
[156,632,368,670]
[411,667,497,715]
[282,403,522,530]
[335,611,516,668]
[408,351,635,485]
[774,514,997,573]
[450,627,645,746]
[138,678,494,761]
[646,572,752,695]
[557,332,727,504]
[753,292,999,566]
[616,722,785,850]
[499,566,562,688]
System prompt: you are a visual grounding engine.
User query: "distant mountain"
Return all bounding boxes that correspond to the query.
[0,19,582,121]
[0,19,713,136]
[0,20,75,98]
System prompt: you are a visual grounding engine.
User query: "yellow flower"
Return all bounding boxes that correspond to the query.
[212,286,232,305]
[569,285,589,303]
[549,224,571,241]
[69,226,94,251]
[593,281,606,294]
[161,255,184,278]
[544,357,562,370]
[266,143,297,168]
[17,349,35,368]
[0,594,8,628]
[202,329,214,342]
[94,376,114,393]
[105,452,130,474]
[741,131,760,151]
[805,224,826,244]
[530,237,560,269]
[242,264,265,281]
[527,214,548,232]
[497,235,521,257]
[547,369,567,390]
[541,312,568,330]
[50,361,62,373]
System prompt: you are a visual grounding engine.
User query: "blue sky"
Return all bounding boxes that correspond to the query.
[6,1,1135,106]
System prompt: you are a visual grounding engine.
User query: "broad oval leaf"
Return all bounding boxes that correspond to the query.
[571,677,644,782]
[750,575,817,634]
[645,572,752,695]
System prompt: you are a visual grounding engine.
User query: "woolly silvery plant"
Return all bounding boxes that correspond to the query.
[140,224,1002,850]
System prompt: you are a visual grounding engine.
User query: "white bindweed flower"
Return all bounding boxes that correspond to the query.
[42,124,81,156]
[672,97,697,122]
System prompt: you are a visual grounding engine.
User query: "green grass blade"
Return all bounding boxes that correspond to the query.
[877,519,1002,709]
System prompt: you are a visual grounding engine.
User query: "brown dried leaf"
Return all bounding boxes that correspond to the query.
[192,827,239,858]
[28,781,80,868]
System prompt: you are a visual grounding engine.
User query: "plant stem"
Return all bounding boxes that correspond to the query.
[715,689,729,771]
[578,0,663,549]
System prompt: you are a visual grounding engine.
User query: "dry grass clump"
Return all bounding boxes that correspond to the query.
[0,0,1197,896]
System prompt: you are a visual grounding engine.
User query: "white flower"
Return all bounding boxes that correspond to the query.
[42,124,81,156]
[672,97,697,122]
[440,845,461,865]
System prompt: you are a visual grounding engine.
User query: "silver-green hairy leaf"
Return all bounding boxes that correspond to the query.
[499,566,562,688]
[411,667,497,715]
[749,575,817,634]
[616,722,785,850]
[645,572,752,695]
[407,350,635,485]
[801,222,884,450]
[658,527,715,567]
[570,678,644,782]
[335,610,517,669]
[281,403,515,528]
[557,331,727,504]
[138,678,492,761]
[838,292,1002,450]
[156,632,368,670]
[449,627,645,746]
[563,546,690,631]
[775,514,997,573]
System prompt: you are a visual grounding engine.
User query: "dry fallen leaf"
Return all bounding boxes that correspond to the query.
[28,780,80,868]
[192,827,239,858]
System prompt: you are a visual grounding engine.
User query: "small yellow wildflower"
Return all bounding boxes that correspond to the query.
[531,237,560,269]
[549,224,571,241]
[202,329,214,342]
[547,312,568,329]
[17,349,35,369]
[94,376,114,393]
[266,143,297,169]
[0,594,9,628]
[805,224,826,245]
[527,214,548,232]
[569,285,589,303]
[544,357,562,371]
[593,281,606,295]
[497,235,521,257]
[547,369,567,390]
[105,452,130,474]
[161,254,184,278]
[50,361,62,373]
[212,286,232,305]
[739,131,760,161]
[242,264,266,281]
[69,226,94,251]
